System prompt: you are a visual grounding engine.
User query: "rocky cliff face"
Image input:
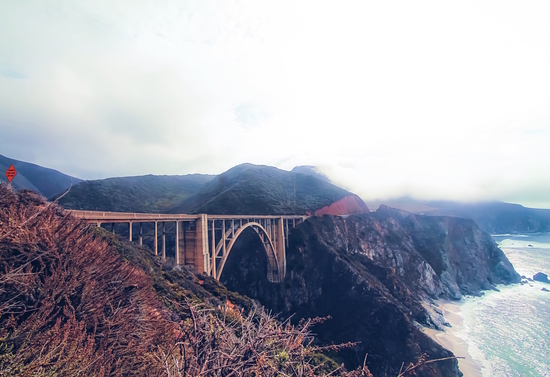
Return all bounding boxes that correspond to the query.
[220,208,520,376]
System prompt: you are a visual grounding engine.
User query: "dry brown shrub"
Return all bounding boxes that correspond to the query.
[155,302,359,376]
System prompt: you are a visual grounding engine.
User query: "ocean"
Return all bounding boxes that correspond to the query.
[458,233,550,376]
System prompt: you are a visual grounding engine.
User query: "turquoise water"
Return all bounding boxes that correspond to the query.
[460,233,550,377]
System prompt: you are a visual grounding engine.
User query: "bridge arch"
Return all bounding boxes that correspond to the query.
[213,221,283,283]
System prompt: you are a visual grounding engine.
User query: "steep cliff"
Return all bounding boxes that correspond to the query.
[220,209,519,376]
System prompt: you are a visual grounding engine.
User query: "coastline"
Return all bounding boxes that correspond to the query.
[424,300,483,377]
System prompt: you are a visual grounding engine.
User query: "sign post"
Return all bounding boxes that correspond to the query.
[5,164,17,184]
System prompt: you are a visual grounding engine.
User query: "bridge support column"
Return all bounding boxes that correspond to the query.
[275,217,286,282]
[154,221,158,255]
[162,222,166,258]
[111,223,115,234]
[175,221,180,265]
[129,222,132,242]
[139,223,143,246]
[285,219,289,247]
[222,220,226,263]
[211,219,216,278]
[194,214,209,275]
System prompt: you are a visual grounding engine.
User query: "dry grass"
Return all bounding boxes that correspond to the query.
[0,185,174,376]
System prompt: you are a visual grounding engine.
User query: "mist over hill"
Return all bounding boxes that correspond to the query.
[368,197,550,234]
[291,165,331,182]
[169,163,369,215]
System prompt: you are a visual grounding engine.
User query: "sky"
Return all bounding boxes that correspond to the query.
[1,1,550,207]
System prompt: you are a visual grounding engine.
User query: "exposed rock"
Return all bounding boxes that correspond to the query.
[533,272,549,283]
[314,194,370,216]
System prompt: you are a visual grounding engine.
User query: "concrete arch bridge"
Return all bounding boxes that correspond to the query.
[68,211,307,283]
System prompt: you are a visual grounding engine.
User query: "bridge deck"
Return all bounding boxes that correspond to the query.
[68,210,307,222]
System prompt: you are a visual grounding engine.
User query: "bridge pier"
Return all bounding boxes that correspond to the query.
[162,222,166,258]
[194,214,209,274]
[285,219,289,247]
[211,219,216,279]
[128,221,132,242]
[154,221,158,255]
[175,221,180,265]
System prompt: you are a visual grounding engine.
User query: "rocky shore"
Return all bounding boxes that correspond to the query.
[221,207,520,376]
[424,301,483,377]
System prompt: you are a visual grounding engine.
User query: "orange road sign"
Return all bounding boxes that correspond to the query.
[5,164,16,183]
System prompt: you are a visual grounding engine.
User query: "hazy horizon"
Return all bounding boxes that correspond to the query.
[3,153,549,210]
[2,1,550,208]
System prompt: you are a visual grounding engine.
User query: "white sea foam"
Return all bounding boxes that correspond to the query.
[426,234,550,376]
[456,234,550,376]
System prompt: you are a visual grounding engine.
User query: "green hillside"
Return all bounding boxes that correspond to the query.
[0,154,82,197]
[169,163,356,215]
[55,174,214,213]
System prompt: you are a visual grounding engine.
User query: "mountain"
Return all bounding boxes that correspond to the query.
[220,206,519,375]
[423,201,550,234]
[170,163,370,215]
[0,153,82,197]
[55,174,214,213]
[368,198,550,234]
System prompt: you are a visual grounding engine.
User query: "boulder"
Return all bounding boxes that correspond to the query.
[542,287,550,292]
[533,272,549,283]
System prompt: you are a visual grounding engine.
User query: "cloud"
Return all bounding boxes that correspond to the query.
[0,67,27,79]
[1,1,550,207]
